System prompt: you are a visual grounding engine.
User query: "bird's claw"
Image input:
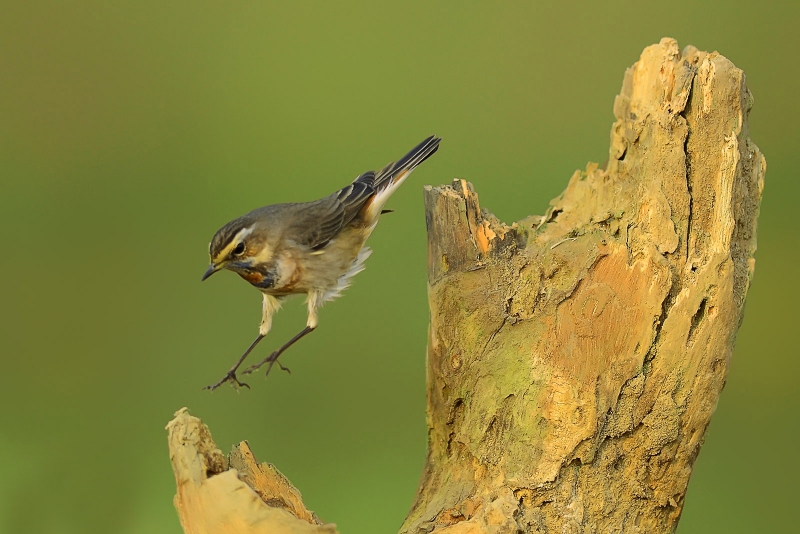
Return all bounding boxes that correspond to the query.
[203,371,251,392]
[242,352,291,377]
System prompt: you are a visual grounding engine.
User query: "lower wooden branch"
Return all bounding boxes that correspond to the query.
[167,408,337,534]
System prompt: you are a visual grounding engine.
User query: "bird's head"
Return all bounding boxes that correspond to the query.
[202,215,271,283]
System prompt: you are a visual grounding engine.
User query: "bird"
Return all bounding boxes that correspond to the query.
[201,136,441,391]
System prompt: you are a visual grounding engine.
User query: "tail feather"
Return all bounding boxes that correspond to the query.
[358,135,441,221]
[356,135,441,189]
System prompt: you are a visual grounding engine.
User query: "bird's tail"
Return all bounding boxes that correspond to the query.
[356,135,441,221]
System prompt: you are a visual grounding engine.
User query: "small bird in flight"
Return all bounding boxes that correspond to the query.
[201,136,441,390]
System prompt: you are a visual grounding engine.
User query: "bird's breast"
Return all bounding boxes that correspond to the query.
[239,270,266,285]
[254,254,304,295]
[238,266,278,290]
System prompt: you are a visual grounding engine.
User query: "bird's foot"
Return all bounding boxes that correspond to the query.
[203,370,250,392]
[243,352,291,377]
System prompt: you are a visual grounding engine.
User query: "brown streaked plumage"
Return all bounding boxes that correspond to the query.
[202,136,441,390]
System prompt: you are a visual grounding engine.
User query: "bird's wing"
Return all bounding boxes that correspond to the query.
[287,180,375,250]
[286,136,440,250]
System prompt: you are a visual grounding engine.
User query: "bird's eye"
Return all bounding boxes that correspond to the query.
[232,242,246,256]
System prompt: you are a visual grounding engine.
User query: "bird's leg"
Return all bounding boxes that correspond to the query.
[204,294,282,391]
[242,326,315,376]
[203,333,265,391]
[243,291,321,378]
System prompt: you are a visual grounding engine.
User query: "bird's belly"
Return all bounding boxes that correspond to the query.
[270,228,370,295]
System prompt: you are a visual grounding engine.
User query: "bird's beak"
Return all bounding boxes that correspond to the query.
[201,263,221,281]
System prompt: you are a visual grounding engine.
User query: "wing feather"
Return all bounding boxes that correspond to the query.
[287,181,375,250]
[285,136,440,250]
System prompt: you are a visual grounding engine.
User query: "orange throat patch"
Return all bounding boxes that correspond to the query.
[239,271,265,285]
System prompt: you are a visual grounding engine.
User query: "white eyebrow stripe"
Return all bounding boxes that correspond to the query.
[212,225,256,264]
[233,226,254,243]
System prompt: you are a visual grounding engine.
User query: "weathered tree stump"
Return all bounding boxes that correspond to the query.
[167,38,764,534]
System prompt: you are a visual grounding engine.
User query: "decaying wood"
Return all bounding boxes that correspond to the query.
[167,408,337,534]
[166,38,764,533]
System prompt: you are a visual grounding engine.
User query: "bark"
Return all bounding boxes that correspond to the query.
[167,38,764,534]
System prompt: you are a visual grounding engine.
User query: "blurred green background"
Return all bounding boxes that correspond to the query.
[1,1,797,533]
